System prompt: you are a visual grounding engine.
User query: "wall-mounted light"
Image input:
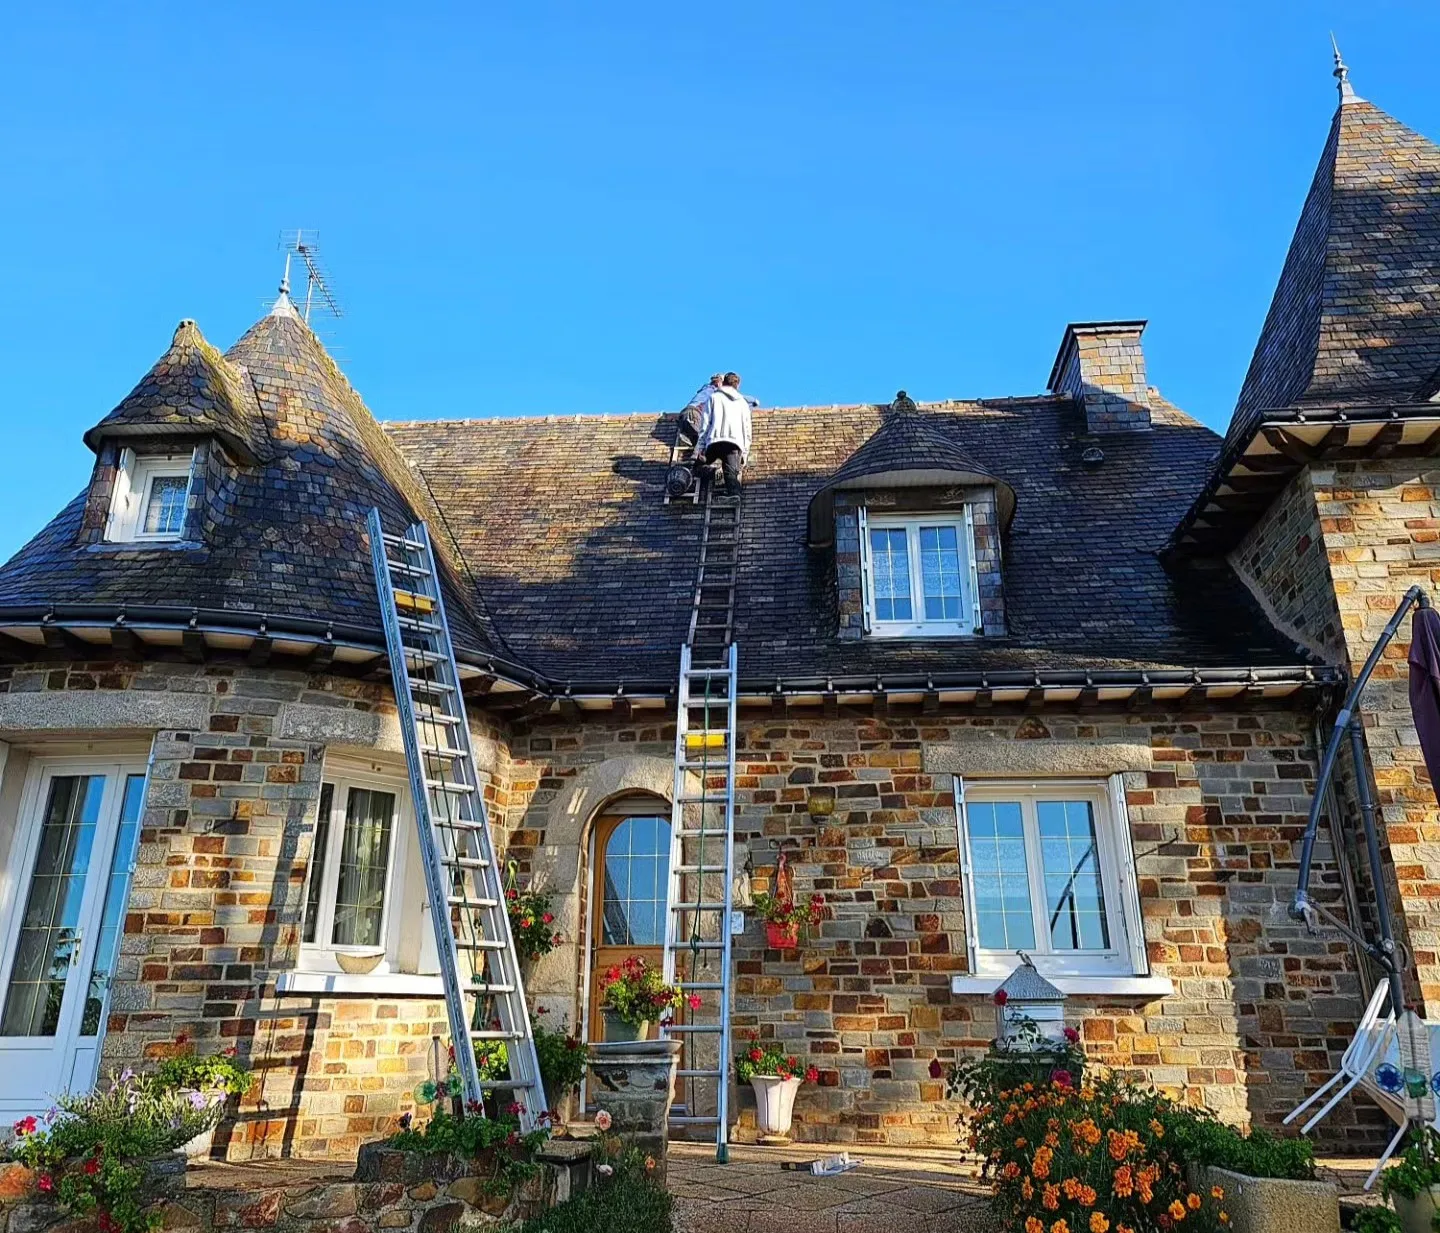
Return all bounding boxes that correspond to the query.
[807,786,837,821]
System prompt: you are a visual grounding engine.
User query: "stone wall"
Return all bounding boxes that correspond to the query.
[497,703,1377,1149]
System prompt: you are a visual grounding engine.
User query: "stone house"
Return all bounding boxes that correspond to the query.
[0,64,1436,1159]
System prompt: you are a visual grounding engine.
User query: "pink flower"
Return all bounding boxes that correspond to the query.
[929,1059,944,1079]
[1063,1026,1080,1043]
[594,1109,613,1131]
[1050,1068,1074,1089]
[687,994,702,1011]
[37,1174,54,1194]
[542,913,554,925]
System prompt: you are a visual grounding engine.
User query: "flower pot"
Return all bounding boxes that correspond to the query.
[1395,1184,1440,1233]
[179,1125,215,1160]
[335,949,385,975]
[751,1075,802,1140]
[602,1009,649,1043]
[765,921,800,950]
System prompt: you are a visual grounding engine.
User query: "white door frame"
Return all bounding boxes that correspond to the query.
[0,757,148,1113]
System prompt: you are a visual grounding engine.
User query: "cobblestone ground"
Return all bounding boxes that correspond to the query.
[668,1141,998,1233]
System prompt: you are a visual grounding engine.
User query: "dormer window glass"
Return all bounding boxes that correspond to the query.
[859,510,981,637]
[104,449,196,544]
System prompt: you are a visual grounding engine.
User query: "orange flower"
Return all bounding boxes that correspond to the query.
[1149,1119,1165,1139]
[1219,1214,1230,1225]
[1117,1226,1135,1233]
[1045,1132,1061,1148]
[1026,1221,1045,1233]
[1043,1183,1061,1211]
[1167,1200,1187,1221]
[1089,1215,1110,1233]
[1002,1162,1021,1180]
[1032,1146,1054,1180]
[1210,1186,1224,1201]
[1112,1166,1133,1198]
[1186,1194,1201,1211]
[1016,1137,1028,1149]
[1021,1178,1035,1201]
[1107,1130,1130,1161]
[1050,1222,1070,1233]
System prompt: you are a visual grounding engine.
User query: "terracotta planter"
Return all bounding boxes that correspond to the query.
[751,1075,802,1140]
[1394,1185,1440,1233]
[602,1009,649,1043]
[765,921,800,949]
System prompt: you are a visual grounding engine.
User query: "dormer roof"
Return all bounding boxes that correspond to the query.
[82,319,268,465]
[806,408,1017,547]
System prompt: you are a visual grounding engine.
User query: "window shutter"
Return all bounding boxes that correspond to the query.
[857,505,874,634]
[1107,773,1149,975]
[964,504,982,633]
[953,774,981,973]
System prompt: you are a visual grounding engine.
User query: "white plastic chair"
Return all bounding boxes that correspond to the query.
[1285,980,1395,1133]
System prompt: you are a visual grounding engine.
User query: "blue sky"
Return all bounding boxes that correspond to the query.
[2,4,1439,559]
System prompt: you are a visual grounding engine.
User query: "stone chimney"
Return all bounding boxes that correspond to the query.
[1047,320,1151,433]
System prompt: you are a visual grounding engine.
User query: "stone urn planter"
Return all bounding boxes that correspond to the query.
[601,1009,649,1043]
[588,1038,681,1182]
[1190,1164,1340,1233]
[750,1075,802,1144]
[1394,1185,1440,1233]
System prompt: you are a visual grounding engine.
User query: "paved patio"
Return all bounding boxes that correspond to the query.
[667,1141,997,1233]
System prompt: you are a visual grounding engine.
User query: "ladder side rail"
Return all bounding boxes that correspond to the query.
[714,640,740,1157]
[367,510,485,1107]
[662,644,692,990]
[412,522,544,1124]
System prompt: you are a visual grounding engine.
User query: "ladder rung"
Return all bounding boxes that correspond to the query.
[404,647,446,666]
[676,795,729,805]
[674,864,728,874]
[671,902,727,912]
[426,778,475,794]
[476,1079,538,1090]
[469,1030,525,1041]
[421,743,464,758]
[467,982,516,995]
[450,856,492,869]
[675,1070,725,1079]
[669,943,726,954]
[448,895,500,908]
[415,711,461,726]
[677,981,725,991]
[455,938,508,951]
[668,1116,723,1126]
[386,558,430,578]
[383,532,427,551]
[409,677,456,693]
[665,1024,725,1033]
[686,668,732,678]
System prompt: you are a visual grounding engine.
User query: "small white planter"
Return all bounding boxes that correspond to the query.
[751,1075,802,1142]
[179,1125,214,1161]
[1394,1184,1440,1233]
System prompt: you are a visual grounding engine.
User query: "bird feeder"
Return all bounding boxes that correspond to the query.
[995,956,1067,1047]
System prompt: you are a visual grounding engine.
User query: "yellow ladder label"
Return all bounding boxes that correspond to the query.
[393,588,436,613]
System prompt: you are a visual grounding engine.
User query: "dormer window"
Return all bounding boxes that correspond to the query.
[104,448,196,543]
[859,509,980,637]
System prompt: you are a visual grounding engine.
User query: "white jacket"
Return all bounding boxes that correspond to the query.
[690,386,754,460]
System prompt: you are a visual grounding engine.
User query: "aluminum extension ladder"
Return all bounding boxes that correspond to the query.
[366,509,544,1127]
[662,489,741,1161]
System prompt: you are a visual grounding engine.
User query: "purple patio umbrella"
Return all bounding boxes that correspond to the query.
[1410,602,1440,794]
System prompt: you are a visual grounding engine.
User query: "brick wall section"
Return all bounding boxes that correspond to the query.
[1230,468,1346,662]
[1051,326,1152,434]
[834,487,1006,640]
[499,705,1378,1149]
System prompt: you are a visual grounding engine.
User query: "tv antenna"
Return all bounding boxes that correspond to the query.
[278,230,343,325]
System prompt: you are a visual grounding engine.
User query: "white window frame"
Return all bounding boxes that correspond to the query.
[297,768,414,976]
[104,448,196,543]
[954,775,1147,981]
[859,510,981,638]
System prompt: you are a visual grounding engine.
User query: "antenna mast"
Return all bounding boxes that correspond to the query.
[278,230,344,324]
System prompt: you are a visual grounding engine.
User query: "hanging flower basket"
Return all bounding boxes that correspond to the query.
[765,920,800,950]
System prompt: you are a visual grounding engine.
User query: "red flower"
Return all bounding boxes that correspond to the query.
[37,1174,54,1194]
[506,888,519,901]
[687,994,702,1010]
[542,913,554,925]
[223,1046,237,1057]
[13,1116,36,1137]
[805,1066,819,1083]
[466,1099,483,1114]
[505,1131,520,1147]
[929,1059,944,1079]
[749,1048,763,1063]
[1063,1026,1080,1043]
[993,989,1008,1007]
[776,1069,790,1080]
[1050,1068,1074,1090]
[552,932,563,945]
[84,1157,100,1176]
[98,1213,120,1233]
[506,1101,525,1115]
[176,1031,190,1045]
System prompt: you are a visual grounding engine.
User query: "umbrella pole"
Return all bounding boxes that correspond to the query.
[1292,583,1428,940]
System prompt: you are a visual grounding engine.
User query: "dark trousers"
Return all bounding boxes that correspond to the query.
[705,442,743,496]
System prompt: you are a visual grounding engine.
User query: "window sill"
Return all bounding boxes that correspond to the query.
[275,970,444,998]
[950,975,1174,999]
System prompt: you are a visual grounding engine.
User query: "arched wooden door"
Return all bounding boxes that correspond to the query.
[588,812,670,1044]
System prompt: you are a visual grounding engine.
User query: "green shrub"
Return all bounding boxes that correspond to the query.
[1162,1112,1315,1182]
[390,1108,550,1197]
[10,1070,219,1233]
[149,1046,252,1097]
[532,1017,588,1109]
[1349,1205,1402,1233]
[1380,1127,1440,1201]
[512,1150,671,1233]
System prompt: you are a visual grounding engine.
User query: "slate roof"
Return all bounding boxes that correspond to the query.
[83,319,269,464]
[806,409,1017,547]
[386,395,1303,690]
[1225,96,1440,449]
[0,301,507,665]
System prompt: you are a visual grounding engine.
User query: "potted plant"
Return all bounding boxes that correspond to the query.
[505,878,564,964]
[532,1009,589,1126]
[597,956,697,1042]
[752,892,824,950]
[1382,1127,1440,1233]
[148,1036,252,1159]
[734,1033,818,1143]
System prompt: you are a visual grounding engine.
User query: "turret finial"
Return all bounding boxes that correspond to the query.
[270,251,297,318]
[1331,33,1361,104]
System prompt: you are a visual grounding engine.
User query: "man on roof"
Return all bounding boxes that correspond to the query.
[686,371,756,497]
